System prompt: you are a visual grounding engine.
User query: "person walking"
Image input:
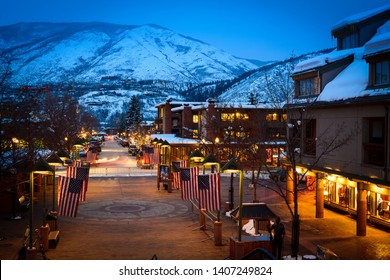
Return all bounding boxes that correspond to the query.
[272,217,285,259]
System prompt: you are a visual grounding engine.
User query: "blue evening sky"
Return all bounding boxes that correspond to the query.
[0,0,389,61]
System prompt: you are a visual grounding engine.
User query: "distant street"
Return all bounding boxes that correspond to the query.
[95,139,137,167]
[1,138,390,260]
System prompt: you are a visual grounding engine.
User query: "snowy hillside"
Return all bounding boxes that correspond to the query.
[217,49,334,106]
[0,22,258,85]
[78,87,181,122]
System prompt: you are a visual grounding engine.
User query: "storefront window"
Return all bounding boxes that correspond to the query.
[376,193,390,219]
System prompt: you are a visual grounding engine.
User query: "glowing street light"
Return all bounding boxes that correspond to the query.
[28,158,54,250]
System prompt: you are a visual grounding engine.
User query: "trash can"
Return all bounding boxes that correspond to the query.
[45,212,58,230]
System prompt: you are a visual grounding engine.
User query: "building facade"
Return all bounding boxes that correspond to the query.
[154,99,286,167]
[289,5,390,232]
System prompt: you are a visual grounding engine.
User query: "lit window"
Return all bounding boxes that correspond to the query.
[221,113,235,122]
[221,112,249,122]
[193,115,199,123]
[266,113,278,121]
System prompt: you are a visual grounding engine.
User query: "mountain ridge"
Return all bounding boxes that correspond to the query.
[0,22,260,85]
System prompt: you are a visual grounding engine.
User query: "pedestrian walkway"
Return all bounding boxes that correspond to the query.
[1,139,389,260]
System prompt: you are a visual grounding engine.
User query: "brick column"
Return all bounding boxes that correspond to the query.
[182,105,192,138]
[315,173,324,218]
[356,182,367,236]
[206,100,218,141]
[163,101,172,134]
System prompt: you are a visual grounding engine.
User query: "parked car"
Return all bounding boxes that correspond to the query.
[119,139,129,147]
[128,145,139,156]
[269,168,307,183]
[270,168,287,182]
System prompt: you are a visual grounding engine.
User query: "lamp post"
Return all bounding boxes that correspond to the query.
[160,140,171,165]
[56,149,70,164]
[202,153,222,246]
[46,152,64,212]
[221,157,243,241]
[201,153,220,174]
[188,149,204,167]
[202,153,221,219]
[28,158,54,250]
[72,144,83,160]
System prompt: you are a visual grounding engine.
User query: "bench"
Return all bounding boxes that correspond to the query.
[46,224,60,249]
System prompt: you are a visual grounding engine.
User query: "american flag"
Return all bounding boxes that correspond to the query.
[172,160,188,188]
[198,173,221,211]
[142,146,154,164]
[57,176,83,217]
[66,166,89,201]
[180,166,199,200]
[72,160,90,167]
[73,160,82,167]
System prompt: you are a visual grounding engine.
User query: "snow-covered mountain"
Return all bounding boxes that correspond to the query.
[182,49,334,105]
[0,22,259,85]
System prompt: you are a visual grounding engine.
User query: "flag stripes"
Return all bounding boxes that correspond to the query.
[198,173,221,211]
[180,166,199,200]
[172,160,188,188]
[66,166,89,201]
[57,176,83,217]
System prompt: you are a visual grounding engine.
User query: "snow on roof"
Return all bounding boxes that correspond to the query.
[293,48,354,74]
[332,4,390,31]
[154,101,205,108]
[295,17,390,103]
[169,102,278,111]
[317,48,368,102]
[364,20,390,57]
[150,134,201,144]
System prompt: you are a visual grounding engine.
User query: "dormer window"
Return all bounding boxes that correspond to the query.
[340,32,358,50]
[366,54,390,87]
[374,60,389,85]
[300,78,315,96]
[295,77,319,98]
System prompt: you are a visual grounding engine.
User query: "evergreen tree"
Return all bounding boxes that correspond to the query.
[125,95,143,131]
[248,92,258,105]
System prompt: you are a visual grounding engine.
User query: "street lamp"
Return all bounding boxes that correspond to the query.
[202,153,222,245]
[221,157,243,241]
[202,153,220,174]
[151,137,159,145]
[188,149,204,167]
[56,149,70,163]
[160,140,171,165]
[28,158,54,250]
[46,152,64,212]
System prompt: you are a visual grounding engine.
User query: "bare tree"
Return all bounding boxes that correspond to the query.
[255,53,357,258]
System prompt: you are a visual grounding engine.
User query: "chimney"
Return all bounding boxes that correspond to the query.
[163,100,172,134]
[182,104,193,138]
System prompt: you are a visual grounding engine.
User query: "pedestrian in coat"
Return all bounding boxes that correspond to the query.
[272,217,285,259]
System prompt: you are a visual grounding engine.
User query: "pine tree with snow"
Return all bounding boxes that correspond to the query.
[124,95,143,131]
[247,92,258,105]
